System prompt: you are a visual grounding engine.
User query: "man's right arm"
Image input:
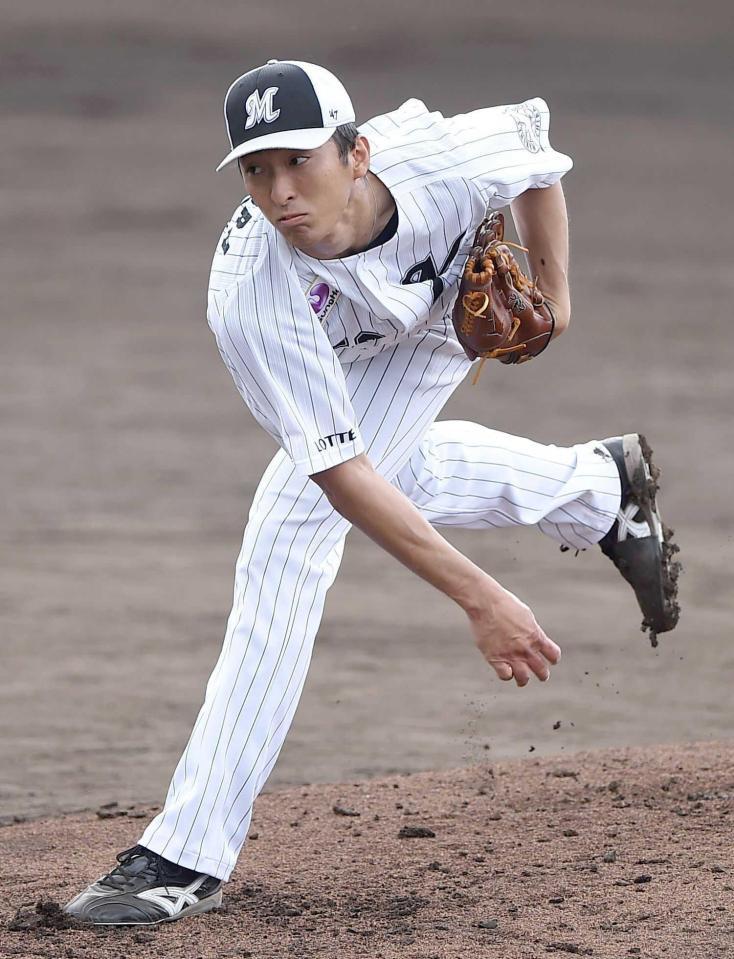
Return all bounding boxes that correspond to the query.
[311,453,561,687]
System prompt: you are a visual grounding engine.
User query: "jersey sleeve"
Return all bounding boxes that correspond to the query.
[444,98,573,206]
[207,234,364,477]
[368,97,572,208]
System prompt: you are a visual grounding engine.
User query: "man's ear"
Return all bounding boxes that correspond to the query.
[351,134,371,179]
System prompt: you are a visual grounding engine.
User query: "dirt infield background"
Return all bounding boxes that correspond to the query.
[2,743,733,957]
[1,0,732,845]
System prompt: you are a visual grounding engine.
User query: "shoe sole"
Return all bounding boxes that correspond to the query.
[622,433,681,645]
[67,888,223,926]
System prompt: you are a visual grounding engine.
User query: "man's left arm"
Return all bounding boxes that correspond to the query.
[510,181,570,337]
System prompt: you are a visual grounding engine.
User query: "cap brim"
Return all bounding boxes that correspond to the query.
[215,127,335,172]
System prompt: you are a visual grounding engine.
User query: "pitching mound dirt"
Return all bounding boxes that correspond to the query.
[1,741,732,958]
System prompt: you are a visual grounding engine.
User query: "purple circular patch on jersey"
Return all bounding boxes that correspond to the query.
[308,282,331,314]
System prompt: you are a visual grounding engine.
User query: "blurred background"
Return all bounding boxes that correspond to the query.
[1,0,732,820]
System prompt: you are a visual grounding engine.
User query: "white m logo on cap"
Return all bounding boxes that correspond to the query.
[245,87,280,129]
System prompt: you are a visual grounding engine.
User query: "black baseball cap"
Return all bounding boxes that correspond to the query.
[216,59,356,172]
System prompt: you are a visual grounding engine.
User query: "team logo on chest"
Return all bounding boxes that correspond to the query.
[504,103,543,154]
[401,232,465,304]
[245,87,280,129]
[307,280,340,324]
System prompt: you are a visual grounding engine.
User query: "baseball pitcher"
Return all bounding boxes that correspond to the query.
[64,59,679,926]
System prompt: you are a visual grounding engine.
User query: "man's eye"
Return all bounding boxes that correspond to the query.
[291,156,309,166]
[245,165,261,175]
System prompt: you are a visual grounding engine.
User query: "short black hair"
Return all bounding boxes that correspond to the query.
[331,122,359,163]
[234,122,359,177]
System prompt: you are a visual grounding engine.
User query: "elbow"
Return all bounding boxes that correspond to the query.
[552,310,570,338]
[310,469,341,505]
[547,292,571,340]
[310,453,373,506]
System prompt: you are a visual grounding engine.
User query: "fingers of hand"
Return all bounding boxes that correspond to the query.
[524,628,560,681]
[525,651,551,683]
[494,630,559,686]
[511,663,531,687]
[493,662,513,682]
[536,632,562,665]
[491,655,550,686]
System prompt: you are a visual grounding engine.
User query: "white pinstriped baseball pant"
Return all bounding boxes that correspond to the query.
[140,331,620,880]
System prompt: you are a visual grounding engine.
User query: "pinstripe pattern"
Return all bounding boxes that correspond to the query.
[141,334,473,877]
[137,97,613,882]
[209,232,363,476]
[394,422,620,549]
[140,336,620,879]
[208,97,571,382]
[365,98,570,200]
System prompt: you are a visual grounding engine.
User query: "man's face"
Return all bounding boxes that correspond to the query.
[238,138,365,253]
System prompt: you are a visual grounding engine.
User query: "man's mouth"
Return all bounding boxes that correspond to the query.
[279,213,307,224]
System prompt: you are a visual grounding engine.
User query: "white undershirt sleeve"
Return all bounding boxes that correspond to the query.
[208,236,364,477]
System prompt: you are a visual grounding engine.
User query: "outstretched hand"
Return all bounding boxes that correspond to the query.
[467,582,561,687]
[311,456,562,689]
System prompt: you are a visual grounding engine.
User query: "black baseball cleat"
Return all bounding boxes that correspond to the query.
[598,434,681,646]
[63,845,223,925]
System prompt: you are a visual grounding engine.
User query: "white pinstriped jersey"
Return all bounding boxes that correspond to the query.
[207,97,572,476]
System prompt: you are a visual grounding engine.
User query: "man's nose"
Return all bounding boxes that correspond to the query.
[270,172,297,207]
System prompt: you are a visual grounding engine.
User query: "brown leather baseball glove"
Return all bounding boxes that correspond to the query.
[452,211,556,382]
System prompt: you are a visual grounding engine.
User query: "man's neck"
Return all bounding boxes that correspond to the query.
[297,173,396,260]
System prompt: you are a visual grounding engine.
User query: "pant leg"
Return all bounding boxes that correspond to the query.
[140,452,349,880]
[394,420,621,548]
[141,334,472,881]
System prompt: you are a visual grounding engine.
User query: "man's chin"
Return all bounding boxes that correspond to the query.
[279,224,327,256]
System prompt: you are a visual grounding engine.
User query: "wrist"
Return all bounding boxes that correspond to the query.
[451,567,503,618]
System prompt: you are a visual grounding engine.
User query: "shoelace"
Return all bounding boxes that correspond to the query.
[98,845,163,891]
